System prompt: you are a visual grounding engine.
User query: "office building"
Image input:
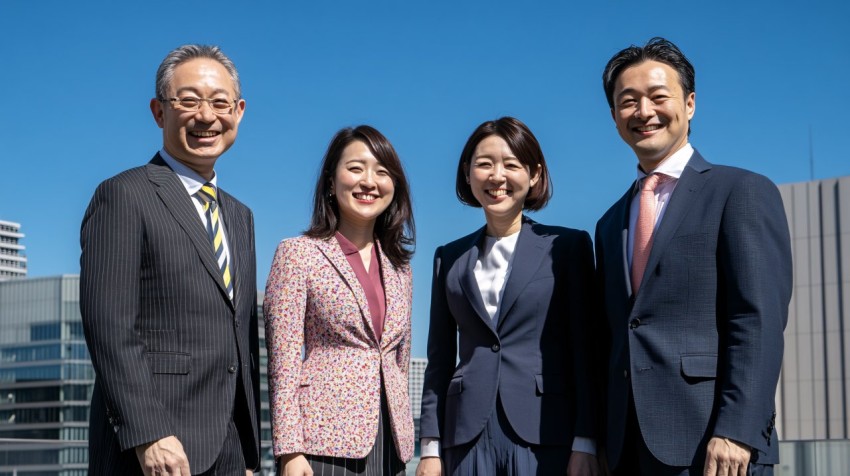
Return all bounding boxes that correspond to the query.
[0,275,89,475]
[0,220,26,281]
[0,276,274,476]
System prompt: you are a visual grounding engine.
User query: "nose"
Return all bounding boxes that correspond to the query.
[490,164,506,181]
[194,100,217,122]
[635,97,655,119]
[360,170,377,187]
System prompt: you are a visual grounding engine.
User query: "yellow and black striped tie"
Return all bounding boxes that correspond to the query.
[195,183,234,300]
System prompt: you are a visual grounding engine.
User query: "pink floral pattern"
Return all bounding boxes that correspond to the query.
[264,235,414,461]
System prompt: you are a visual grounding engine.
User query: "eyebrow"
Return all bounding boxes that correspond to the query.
[616,84,671,100]
[174,86,233,97]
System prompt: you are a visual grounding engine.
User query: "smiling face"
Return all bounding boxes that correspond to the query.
[332,140,395,232]
[150,58,245,179]
[612,60,695,172]
[467,135,540,232]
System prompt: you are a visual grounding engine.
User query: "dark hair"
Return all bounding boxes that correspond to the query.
[602,37,695,133]
[455,117,551,211]
[305,125,415,268]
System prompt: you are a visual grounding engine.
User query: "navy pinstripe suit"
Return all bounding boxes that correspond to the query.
[80,154,261,474]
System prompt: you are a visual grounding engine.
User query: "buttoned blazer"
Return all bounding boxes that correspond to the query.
[594,151,792,467]
[80,154,261,474]
[419,217,598,449]
[263,235,414,461]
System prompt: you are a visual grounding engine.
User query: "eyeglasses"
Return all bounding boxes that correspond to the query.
[160,96,237,115]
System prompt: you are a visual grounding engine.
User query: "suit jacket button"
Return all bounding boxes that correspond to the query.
[623,370,629,379]
[235,320,241,327]
[228,364,237,373]
[491,344,500,352]
[629,318,641,329]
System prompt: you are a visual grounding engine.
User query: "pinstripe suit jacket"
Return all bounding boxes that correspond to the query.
[263,235,414,462]
[80,154,261,474]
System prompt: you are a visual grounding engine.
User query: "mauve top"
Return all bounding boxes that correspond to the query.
[335,232,386,342]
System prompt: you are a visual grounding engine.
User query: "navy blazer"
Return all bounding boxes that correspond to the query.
[419,217,597,448]
[81,155,261,474]
[594,151,792,467]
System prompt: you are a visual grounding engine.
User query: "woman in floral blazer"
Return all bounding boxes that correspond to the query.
[264,125,416,476]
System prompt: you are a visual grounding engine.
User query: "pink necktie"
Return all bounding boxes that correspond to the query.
[631,173,664,293]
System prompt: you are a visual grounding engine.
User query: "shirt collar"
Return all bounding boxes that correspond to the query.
[159,148,218,195]
[636,143,694,181]
[335,231,362,256]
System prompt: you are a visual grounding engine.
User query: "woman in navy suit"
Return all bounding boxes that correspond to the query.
[416,117,599,476]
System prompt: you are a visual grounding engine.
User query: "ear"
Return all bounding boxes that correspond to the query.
[610,107,616,122]
[529,164,542,187]
[685,92,695,120]
[150,98,165,128]
[233,98,246,125]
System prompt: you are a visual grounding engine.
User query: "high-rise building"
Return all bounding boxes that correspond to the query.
[0,220,27,281]
[776,175,850,440]
[0,276,275,476]
[408,357,427,420]
[0,275,89,475]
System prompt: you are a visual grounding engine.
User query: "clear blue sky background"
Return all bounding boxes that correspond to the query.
[2,1,848,357]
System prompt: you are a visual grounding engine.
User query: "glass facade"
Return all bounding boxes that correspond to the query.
[0,276,275,475]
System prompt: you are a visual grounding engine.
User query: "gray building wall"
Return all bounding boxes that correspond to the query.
[777,176,850,441]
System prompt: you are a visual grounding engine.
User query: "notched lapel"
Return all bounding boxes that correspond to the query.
[314,238,377,344]
[453,227,493,329]
[376,241,403,349]
[145,156,234,311]
[496,220,548,327]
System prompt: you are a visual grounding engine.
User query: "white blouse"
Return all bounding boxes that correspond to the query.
[473,230,520,320]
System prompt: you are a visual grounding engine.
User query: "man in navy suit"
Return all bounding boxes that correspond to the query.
[594,38,792,475]
[81,45,260,475]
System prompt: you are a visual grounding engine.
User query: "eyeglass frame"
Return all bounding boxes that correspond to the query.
[158,96,240,115]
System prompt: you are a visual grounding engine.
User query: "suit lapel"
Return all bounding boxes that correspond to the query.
[454,226,493,330]
[496,219,548,328]
[146,155,234,311]
[314,237,377,344]
[219,190,243,311]
[641,151,711,287]
[376,240,401,349]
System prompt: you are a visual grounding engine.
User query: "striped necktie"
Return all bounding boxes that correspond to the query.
[195,183,234,300]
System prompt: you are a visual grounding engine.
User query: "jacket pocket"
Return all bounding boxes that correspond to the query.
[145,351,191,375]
[535,374,566,395]
[680,354,717,379]
[447,376,463,395]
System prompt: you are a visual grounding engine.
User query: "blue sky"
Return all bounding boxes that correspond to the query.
[2,1,848,357]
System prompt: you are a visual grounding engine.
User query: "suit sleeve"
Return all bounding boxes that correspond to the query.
[566,230,601,439]
[263,239,309,456]
[80,178,174,451]
[712,173,792,454]
[418,246,457,440]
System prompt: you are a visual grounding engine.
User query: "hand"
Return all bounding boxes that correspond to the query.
[279,453,314,476]
[135,435,190,476]
[245,471,253,476]
[703,436,751,476]
[416,456,443,476]
[567,451,599,476]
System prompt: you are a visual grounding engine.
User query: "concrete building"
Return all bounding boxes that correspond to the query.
[776,175,850,474]
[0,276,274,476]
[0,220,27,281]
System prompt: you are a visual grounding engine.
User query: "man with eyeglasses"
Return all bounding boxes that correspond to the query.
[80,44,260,475]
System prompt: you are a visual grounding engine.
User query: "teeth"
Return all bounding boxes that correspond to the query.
[354,193,377,201]
[487,189,510,197]
[191,131,219,137]
[635,125,662,132]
